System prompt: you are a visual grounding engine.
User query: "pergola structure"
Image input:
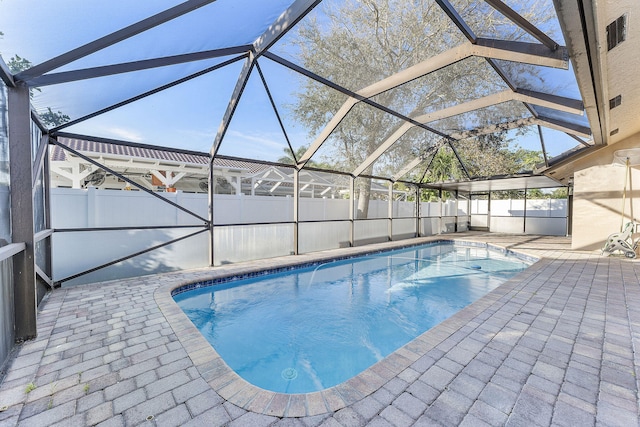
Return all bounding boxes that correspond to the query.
[1,0,636,355]
[50,136,387,198]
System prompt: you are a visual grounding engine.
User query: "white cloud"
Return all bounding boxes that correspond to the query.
[226,130,284,149]
[106,127,145,143]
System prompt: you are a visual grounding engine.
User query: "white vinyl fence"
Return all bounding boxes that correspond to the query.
[471,198,568,235]
[51,188,565,286]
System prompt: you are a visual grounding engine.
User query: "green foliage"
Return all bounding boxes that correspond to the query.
[491,190,525,200]
[420,188,440,202]
[40,107,70,128]
[6,56,42,101]
[277,145,307,165]
[277,145,334,170]
[491,187,569,200]
[550,187,568,199]
[24,382,36,394]
[526,189,545,199]
[289,0,556,183]
[510,148,545,172]
[423,149,465,183]
[528,187,568,199]
[4,54,70,128]
[6,55,31,74]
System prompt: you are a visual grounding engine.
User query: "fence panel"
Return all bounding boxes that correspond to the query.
[299,221,350,253]
[300,198,349,221]
[0,257,13,370]
[525,217,567,235]
[214,224,294,265]
[354,219,388,245]
[50,189,569,285]
[392,218,416,240]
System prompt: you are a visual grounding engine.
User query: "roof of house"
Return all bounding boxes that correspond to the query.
[52,137,272,174]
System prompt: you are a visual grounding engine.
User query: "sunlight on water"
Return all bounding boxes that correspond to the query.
[174,243,530,393]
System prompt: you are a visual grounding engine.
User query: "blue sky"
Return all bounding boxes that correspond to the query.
[0,0,586,164]
[0,0,312,157]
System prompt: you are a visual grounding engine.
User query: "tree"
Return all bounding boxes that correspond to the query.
[424,149,461,182]
[509,147,545,173]
[277,145,334,171]
[549,187,568,199]
[288,0,555,217]
[277,145,321,166]
[6,55,32,76]
[278,145,305,165]
[39,107,70,128]
[4,55,70,129]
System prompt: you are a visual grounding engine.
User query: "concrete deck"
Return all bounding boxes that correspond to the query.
[0,233,639,426]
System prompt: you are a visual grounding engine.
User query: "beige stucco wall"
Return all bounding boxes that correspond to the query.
[572,132,640,250]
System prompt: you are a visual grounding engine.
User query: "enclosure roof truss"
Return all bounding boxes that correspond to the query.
[3,0,593,186]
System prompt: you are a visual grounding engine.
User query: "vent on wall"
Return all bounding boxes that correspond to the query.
[606,15,626,51]
[609,94,622,109]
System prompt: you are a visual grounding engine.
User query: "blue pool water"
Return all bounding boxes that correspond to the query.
[174,242,530,394]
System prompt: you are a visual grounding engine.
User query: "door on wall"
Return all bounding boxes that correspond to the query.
[470,193,490,231]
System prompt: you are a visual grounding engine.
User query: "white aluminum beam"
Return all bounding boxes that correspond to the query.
[391,113,591,183]
[473,39,567,68]
[534,117,591,138]
[352,89,583,176]
[269,182,282,193]
[298,40,569,168]
[35,264,54,289]
[352,122,414,177]
[552,0,604,145]
[449,117,538,140]
[150,170,187,187]
[454,116,591,143]
[536,114,591,137]
[393,157,424,182]
[297,99,358,166]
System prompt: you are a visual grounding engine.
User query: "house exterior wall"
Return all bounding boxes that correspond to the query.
[571,131,640,250]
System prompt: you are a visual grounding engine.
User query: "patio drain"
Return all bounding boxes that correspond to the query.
[281,368,298,380]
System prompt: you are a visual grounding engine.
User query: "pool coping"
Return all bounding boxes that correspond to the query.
[154,237,542,417]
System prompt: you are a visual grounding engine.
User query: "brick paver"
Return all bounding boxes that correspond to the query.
[0,233,639,426]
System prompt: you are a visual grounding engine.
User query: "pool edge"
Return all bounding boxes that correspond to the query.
[154,237,542,417]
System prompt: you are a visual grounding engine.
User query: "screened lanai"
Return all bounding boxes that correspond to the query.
[3,1,640,425]
[0,0,600,344]
[2,0,638,377]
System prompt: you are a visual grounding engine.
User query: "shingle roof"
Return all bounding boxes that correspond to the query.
[52,137,270,173]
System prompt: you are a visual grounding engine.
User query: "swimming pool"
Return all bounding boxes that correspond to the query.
[174,242,530,393]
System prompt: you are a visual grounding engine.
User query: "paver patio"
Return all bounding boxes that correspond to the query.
[0,233,638,426]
